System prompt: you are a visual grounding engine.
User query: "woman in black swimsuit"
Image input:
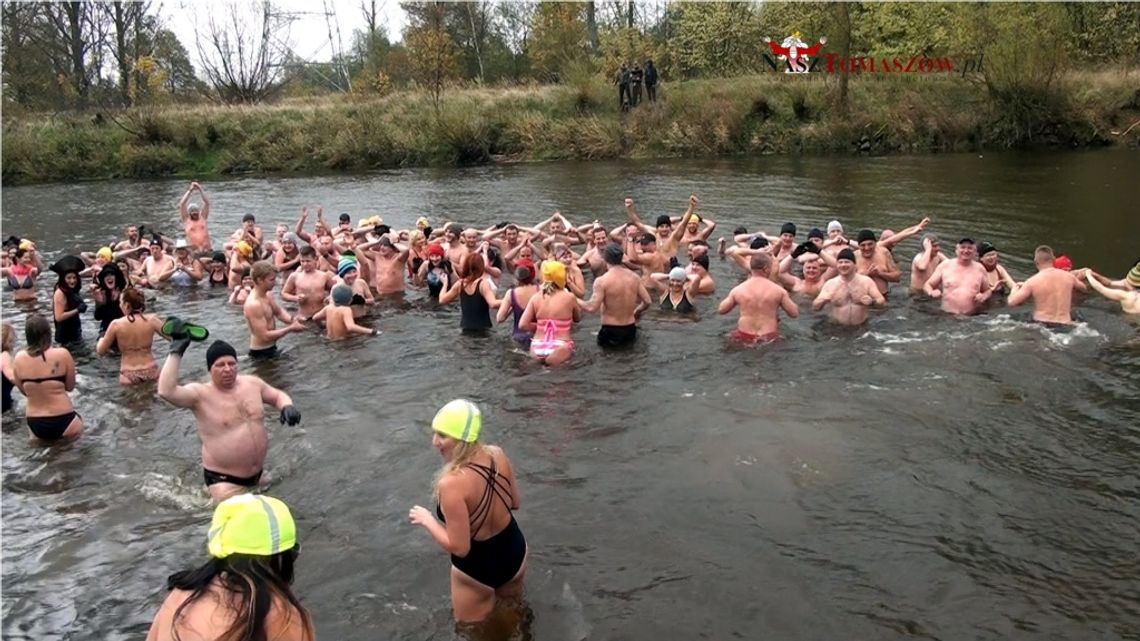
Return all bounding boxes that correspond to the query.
[409,399,526,622]
[11,315,83,440]
[51,262,86,346]
[92,262,127,338]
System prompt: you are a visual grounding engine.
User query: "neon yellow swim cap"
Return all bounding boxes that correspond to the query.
[432,399,481,443]
[541,260,566,288]
[208,494,296,559]
[97,247,113,261]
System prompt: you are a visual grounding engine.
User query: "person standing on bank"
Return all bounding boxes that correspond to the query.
[615,63,631,110]
[630,63,644,106]
[644,59,658,102]
[409,400,527,623]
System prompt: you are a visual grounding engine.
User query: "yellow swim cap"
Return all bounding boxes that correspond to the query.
[18,240,32,251]
[690,214,701,224]
[97,247,113,261]
[432,399,481,443]
[208,494,296,559]
[236,241,252,257]
[541,260,566,288]
[416,216,430,228]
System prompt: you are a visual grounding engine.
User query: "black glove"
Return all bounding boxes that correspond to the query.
[802,242,821,255]
[169,336,191,357]
[76,301,88,314]
[280,405,301,426]
[423,226,433,238]
[791,243,808,259]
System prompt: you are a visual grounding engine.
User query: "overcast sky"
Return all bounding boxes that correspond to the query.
[161,0,409,67]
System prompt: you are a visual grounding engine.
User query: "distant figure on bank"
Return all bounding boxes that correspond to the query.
[615,63,631,109]
[146,494,314,641]
[1007,245,1087,325]
[630,63,644,106]
[12,314,84,441]
[645,59,658,102]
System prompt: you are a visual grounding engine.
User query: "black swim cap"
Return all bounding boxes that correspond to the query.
[781,222,797,236]
[837,248,857,262]
[856,229,876,243]
[206,340,237,370]
[655,215,672,227]
[807,228,824,240]
[750,236,769,250]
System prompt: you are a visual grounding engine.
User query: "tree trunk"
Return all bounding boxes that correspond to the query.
[586,1,599,52]
[111,2,131,106]
[836,2,851,117]
[627,0,634,29]
[63,2,90,107]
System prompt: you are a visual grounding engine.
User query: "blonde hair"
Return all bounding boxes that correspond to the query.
[432,439,487,500]
[408,230,425,246]
[2,322,13,353]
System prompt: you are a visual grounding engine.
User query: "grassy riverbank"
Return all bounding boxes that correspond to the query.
[3,70,1138,185]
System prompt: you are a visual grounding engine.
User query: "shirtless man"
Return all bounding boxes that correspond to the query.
[577,227,612,277]
[854,229,902,296]
[1007,245,1087,325]
[282,247,335,320]
[313,285,380,339]
[536,211,585,247]
[923,238,992,315]
[178,182,212,251]
[627,232,670,291]
[113,224,149,253]
[582,244,652,349]
[772,223,798,261]
[1085,270,1140,315]
[679,213,716,246]
[687,254,715,295]
[274,233,302,275]
[244,261,305,358]
[910,234,946,293]
[822,220,856,258]
[624,196,695,264]
[228,214,264,255]
[813,248,884,325]
[141,242,175,286]
[367,237,410,295]
[157,338,301,502]
[718,253,799,342]
[778,251,828,298]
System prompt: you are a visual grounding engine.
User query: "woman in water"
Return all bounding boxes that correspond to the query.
[416,243,455,299]
[650,267,699,314]
[495,258,538,348]
[3,248,40,302]
[2,323,15,414]
[96,287,167,385]
[409,400,527,623]
[92,262,127,339]
[406,230,428,278]
[11,315,83,441]
[440,254,500,333]
[147,494,315,641]
[51,262,86,346]
[205,251,230,287]
[520,261,580,365]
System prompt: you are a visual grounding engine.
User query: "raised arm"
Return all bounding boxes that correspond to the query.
[196,183,210,220]
[294,209,314,244]
[157,341,201,408]
[880,217,930,251]
[178,185,193,223]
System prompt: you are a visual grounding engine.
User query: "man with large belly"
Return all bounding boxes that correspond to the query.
[158,339,301,502]
[923,238,993,315]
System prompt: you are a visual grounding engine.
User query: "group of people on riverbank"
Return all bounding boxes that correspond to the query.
[3,181,1138,637]
[614,60,659,110]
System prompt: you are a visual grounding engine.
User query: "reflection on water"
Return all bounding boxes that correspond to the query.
[2,152,1138,641]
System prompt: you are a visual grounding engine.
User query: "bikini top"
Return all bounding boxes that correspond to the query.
[7,265,34,289]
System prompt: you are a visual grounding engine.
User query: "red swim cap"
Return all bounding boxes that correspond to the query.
[427,243,445,257]
[1053,255,1073,270]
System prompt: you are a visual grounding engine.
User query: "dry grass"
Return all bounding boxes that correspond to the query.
[3,69,1137,185]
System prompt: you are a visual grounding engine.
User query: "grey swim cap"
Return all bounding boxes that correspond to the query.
[668,267,687,281]
[331,284,353,306]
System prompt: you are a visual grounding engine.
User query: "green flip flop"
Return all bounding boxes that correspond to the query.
[162,316,210,342]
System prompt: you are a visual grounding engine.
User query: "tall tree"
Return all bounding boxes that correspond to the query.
[403,1,460,110]
[527,1,589,82]
[195,0,291,104]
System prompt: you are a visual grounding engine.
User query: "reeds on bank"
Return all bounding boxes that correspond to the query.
[3,69,1137,185]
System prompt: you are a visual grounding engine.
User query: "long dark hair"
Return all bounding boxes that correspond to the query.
[167,550,313,641]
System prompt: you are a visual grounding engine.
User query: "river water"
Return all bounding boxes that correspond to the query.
[2,151,1138,641]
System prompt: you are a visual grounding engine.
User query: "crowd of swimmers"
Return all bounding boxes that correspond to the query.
[2,181,1138,637]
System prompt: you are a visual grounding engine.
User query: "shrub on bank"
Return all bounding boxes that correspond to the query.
[2,71,1136,185]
